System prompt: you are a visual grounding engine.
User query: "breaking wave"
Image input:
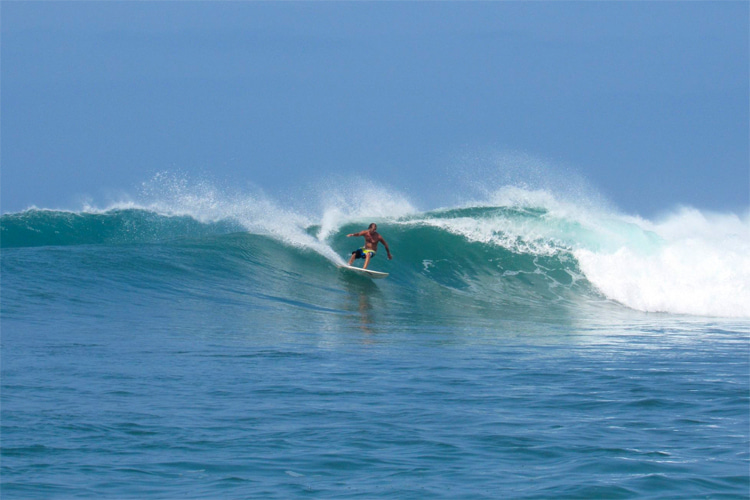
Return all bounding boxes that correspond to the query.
[3,177,748,319]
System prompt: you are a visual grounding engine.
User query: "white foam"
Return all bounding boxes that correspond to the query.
[406,215,565,256]
[408,185,627,256]
[68,173,750,318]
[131,173,417,265]
[419,187,750,318]
[575,208,750,318]
[108,172,343,263]
[315,179,417,241]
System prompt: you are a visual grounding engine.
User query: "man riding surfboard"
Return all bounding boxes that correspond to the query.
[347,223,392,270]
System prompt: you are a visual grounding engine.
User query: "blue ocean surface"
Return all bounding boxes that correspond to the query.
[2,185,749,499]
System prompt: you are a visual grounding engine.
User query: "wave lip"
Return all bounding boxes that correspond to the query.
[3,182,748,319]
[0,208,243,248]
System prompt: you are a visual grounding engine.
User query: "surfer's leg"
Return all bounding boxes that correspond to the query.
[349,248,363,265]
[363,252,371,269]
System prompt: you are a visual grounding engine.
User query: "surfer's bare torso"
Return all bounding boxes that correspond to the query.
[361,230,383,251]
[346,223,392,269]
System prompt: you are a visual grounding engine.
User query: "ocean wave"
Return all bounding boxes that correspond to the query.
[2,181,748,319]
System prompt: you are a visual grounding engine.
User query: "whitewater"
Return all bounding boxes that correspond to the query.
[2,176,749,499]
[4,179,748,318]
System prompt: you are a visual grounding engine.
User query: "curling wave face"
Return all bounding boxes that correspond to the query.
[2,184,748,319]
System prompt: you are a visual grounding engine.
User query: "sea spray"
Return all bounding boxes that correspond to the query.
[313,178,417,242]
[138,172,346,263]
[2,174,747,318]
[575,208,750,318]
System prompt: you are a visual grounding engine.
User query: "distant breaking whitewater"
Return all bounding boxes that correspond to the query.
[2,180,748,319]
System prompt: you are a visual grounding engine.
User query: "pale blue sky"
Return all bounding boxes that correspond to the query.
[2,1,748,216]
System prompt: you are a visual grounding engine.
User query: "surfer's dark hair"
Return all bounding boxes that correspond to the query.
[369,223,377,229]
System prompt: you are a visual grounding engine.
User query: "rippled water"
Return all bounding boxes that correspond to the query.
[2,204,749,498]
[3,287,748,498]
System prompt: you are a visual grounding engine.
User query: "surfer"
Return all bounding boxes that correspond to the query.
[347,223,392,270]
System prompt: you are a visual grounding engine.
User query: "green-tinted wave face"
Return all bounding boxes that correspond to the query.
[0,206,597,320]
[329,212,598,318]
[3,193,748,319]
[0,209,243,248]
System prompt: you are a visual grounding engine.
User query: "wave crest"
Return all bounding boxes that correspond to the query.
[3,180,747,319]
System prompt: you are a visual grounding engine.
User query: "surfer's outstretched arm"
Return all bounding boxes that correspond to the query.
[380,236,393,260]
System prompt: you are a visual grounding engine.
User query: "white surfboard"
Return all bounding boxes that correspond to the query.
[338,264,389,279]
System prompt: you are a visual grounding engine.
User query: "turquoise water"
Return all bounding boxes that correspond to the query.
[2,200,749,498]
